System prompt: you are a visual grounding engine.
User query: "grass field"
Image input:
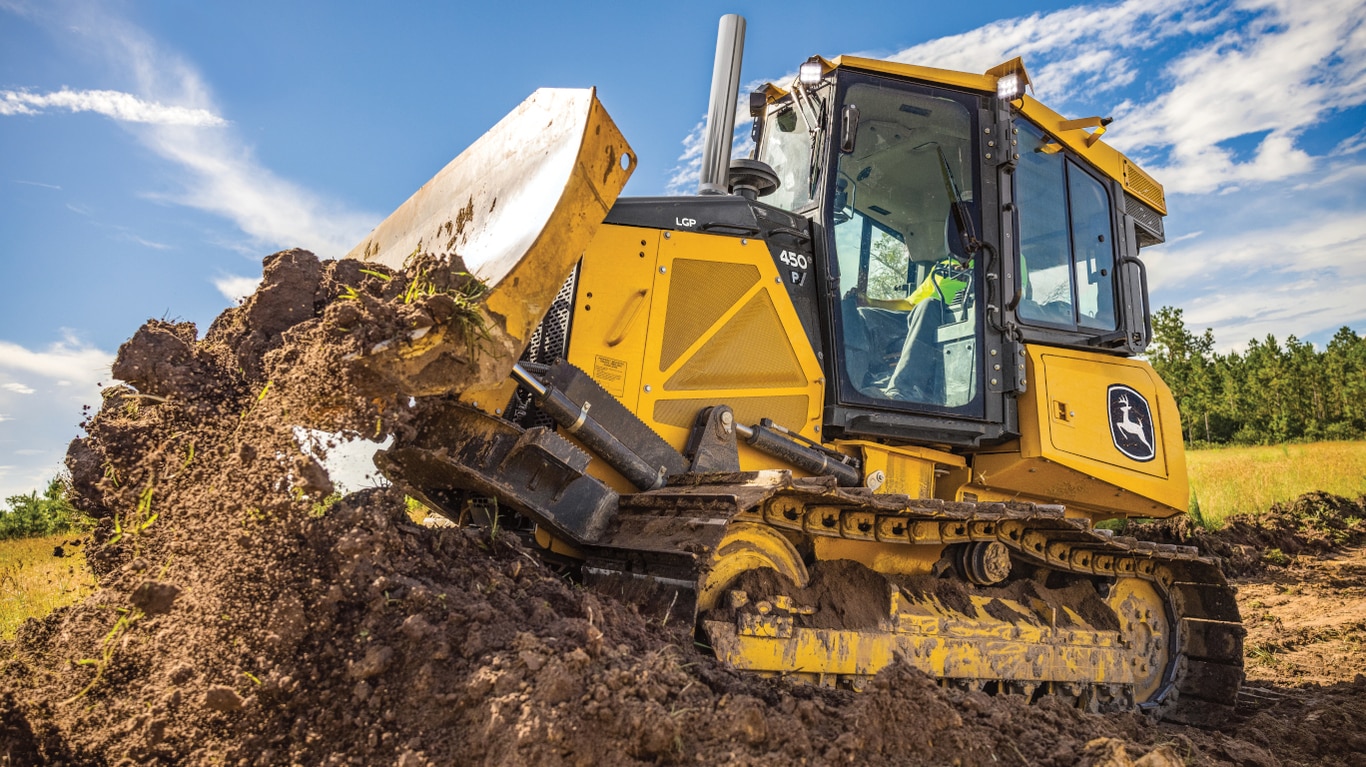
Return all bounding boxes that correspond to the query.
[1188,440,1366,527]
[0,533,96,640]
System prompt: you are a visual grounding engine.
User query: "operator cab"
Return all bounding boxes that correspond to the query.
[752,57,1166,448]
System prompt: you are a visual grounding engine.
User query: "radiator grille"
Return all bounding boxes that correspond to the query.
[1124,193,1166,248]
[664,290,806,391]
[660,259,760,371]
[508,268,578,428]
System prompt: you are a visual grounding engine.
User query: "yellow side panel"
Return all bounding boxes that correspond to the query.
[1035,350,1172,479]
[970,345,1188,519]
[565,225,662,415]
[569,226,825,485]
[836,440,965,498]
[644,231,825,449]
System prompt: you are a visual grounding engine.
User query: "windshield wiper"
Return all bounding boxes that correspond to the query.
[933,145,981,259]
[791,80,827,199]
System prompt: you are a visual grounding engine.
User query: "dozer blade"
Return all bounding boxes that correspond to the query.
[344,88,634,403]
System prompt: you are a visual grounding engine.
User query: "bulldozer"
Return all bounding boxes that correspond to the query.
[342,15,1243,724]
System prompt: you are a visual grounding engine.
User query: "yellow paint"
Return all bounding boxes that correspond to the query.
[838,440,965,497]
[1107,577,1171,702]
[566,224,661,416]
[704,588,1131,682]
[813,538,942,576]
[697,523,809,612]
[966,345,1188,520]
[569,226,826,490]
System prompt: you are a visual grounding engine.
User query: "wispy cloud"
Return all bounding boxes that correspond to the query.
[0,332,112,384]
[665,118,707,196]
[13,179,61,190]
[3,3,377,259]
[883,0,1222,102]
[0,87,228,126]
[115,231,171,250]
[1111,0,1366,195]
[2,382,35,394]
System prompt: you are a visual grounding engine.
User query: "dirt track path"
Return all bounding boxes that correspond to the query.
[1200,546,1366,766]
[1239,545,1366,688]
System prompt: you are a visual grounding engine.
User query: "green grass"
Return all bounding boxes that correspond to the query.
[0,533,96,640]
[1188,440,1366,527]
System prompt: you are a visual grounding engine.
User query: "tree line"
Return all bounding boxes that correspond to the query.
[1148,307,1366,446]
[0,477,91,540]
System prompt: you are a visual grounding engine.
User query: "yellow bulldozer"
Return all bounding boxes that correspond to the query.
[343,15,1243,724]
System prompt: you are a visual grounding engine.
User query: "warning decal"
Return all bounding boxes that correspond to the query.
[593,355,628,397]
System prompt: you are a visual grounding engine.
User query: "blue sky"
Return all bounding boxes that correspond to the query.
[2,0,1364,498]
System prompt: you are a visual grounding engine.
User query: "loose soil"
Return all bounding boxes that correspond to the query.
[2,249,1364,766]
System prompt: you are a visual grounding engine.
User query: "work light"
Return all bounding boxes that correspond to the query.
[997,72,1024,101]
[800,57,823,85]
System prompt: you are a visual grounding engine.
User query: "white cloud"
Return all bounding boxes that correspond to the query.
[0,334,112,499]
[0,333,113,383]
[0,87,228,126]
[1110,1,1366,193]
[144,126,377,257]
[665,118,707,196]
[884,0,1223,103]
[214,273,261,304]
[1145,197,1366,350]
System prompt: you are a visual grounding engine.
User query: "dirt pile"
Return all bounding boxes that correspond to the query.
[1127,492,1366,577]
[0,248,1360,765]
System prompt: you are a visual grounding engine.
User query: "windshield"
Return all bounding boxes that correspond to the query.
[828,77,983,416]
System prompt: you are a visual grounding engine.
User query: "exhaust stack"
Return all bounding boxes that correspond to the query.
[697,14,746,195]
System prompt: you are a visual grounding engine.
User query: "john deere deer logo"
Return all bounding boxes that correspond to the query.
[1108,385,1156,462]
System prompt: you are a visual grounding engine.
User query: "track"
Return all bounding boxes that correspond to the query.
[584,473,1244,723]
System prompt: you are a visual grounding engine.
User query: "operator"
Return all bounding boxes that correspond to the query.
[881,255,970,403]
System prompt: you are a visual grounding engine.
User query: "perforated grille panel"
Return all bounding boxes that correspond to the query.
[659,259,760,371]
[663,290,806,391]
[1125,193,1165,247]
[507,268,578,428]
[1122,159,1166,213]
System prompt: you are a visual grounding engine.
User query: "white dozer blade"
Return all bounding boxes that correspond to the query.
[342,88,634,404]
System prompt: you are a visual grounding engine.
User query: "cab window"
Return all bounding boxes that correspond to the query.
[829,78,981,415]
[1015,121,1118,332]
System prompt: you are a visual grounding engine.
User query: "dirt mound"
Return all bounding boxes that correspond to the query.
[1,248,1360,765]
[1127,492,1366,577]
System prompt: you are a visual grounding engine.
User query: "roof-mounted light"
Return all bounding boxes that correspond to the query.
[984,57,1031,101]
[997,72,1024,101]
[799,56,824,86]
